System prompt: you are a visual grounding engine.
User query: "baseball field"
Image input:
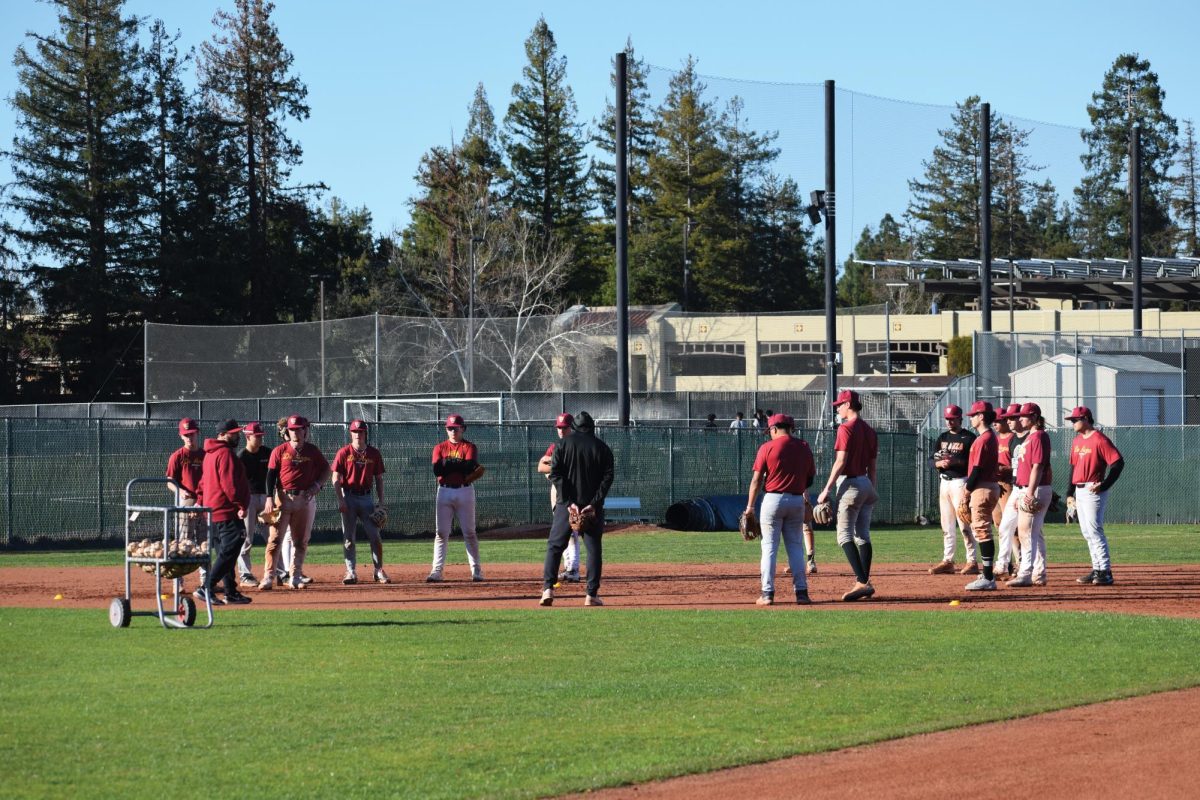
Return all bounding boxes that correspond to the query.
[2,523,1198,799]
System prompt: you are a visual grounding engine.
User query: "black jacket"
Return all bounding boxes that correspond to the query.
[549,428,615,509]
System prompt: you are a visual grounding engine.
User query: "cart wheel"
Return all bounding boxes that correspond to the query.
[177,597,197,627]
[109,597,131,628]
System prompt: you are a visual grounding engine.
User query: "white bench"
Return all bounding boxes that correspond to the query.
[605,496,643,522]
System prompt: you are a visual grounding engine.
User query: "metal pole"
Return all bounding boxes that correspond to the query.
[1009,261,1015,333]
[5,418,11,547]
[319,280,326,397]
[885,300,892,425]
[374,311,381,399]
[1130,125,1143,336]
[468,240,476,392]
[824,79,838,418]
[980,102,992,332]
[615,51,631,426]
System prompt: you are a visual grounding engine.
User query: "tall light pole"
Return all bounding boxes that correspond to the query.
[467,236,483,393]
[319,279,325,397]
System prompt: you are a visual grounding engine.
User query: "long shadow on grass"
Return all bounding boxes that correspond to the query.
[296,618,520,628]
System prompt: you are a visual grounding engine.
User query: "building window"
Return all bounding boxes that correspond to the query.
[854,341,945,375]
[669,343,746,376]
[758,342,841,376]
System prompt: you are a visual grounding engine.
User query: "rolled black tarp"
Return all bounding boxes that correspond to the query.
[664,495,773,531]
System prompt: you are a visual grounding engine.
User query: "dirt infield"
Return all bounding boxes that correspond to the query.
[3,560,1198,617]
[2,559,1197,799]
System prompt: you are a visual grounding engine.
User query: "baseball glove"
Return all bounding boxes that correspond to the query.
[812,501,833,526]
[569,505,598,534]
[1017,492,1042,515]
[932,447,951,467]
[1065,495,1077,523]
[369,505,388,529]
[738,509,761,541]
[257,507,282,526]
[955,498,972,528]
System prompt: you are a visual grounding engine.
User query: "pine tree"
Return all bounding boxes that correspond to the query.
[1075,53,1178,257]
[502,17,591,279]
[838,214,913,308]
[751,176,818,311]
[638,57,725,309]
[1029,181,1079,259]
[1172,119,1199,256]
[199,0,311,322]
[5,0,152,398]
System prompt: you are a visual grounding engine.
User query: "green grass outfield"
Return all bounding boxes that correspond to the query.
[3,523,1197,568]
[1,607,1199,800]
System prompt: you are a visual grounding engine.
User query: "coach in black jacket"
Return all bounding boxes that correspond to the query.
[542,411,615,606]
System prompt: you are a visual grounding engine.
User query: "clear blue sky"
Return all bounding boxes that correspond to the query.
[3,0,1198,263]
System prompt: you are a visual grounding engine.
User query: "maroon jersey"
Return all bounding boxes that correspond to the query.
[836,417,878,478]
[1069,431,1122,485]
[996,431,1014,474]
[1015,430,1052,487]
[966,429,999,483]
[269,441,330,491]
[332,444,385,492]
[752,436,816,495]
[543,443,556,460]
[432,439,479,488]
[166,445,204,500]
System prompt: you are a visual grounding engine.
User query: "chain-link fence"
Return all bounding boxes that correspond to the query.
[975,330,1200,426]
[0,418,921,549]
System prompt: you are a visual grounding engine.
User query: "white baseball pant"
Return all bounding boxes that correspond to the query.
[938,477,977,563]
[1074,487,1111,572]
[1015,484,1052,583]
[432,485,480,578]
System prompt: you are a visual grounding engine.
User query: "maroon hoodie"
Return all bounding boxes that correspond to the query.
[202,437,250,522]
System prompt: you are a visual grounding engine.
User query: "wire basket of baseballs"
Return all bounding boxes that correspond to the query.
[127,538,209,578]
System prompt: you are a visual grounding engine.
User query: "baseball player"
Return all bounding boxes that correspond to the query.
[1064,406,1125,586]
[538,413,582,583]
[333,419,390,585]
[816,390,879,602]
[1007,402,1052,587]
[166,417,206,587]
[428,413,485,582]
[744,413,816,605]
[195,419,252,606]
[991,404,1019,577]
[929,404,979,575]
[541,411,615,606]
[261,415,329,590]
[235,421,270,587]
[962,402,1002,591]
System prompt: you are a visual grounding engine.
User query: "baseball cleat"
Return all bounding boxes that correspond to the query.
[256,578,274,591]
[756,592,775,606]
[1092,569,1114,586]
[929,560,955,575]
[224,592,253,605]
[425,572,443,583]
[238,574,258,588]
[276,573,288,587]
[471,571,484,582]
[1032,576,1048,586]
[342,572,358,585]
[795,589,812,605]
[298,574,314,586]
[374,569,391,584]
[806,559,818,575]
[584,595,604,606]
[557,570,581,583]
[1076,569,1099,585]
[965,576,997,591]
[192,587,224,605]
[539,589,554,606]
[841,582,874,602]
[1006,576,1033,587]
[959,561,980,575]
[285,576,305,590]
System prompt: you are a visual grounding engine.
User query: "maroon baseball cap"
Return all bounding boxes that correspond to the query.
[178,417,199,435]
[555,413,574,429]
[286,414,309,430]
[943,404,963,419]
[998,403,1021,420]
[243,421,265,436]
[767,412,792,428]
[349,419,368,432]
[445,413,465,429]
[831,389,859,407]
[967,400,993,416]
[1065,406,1093,421]
[1018,402,1042,417]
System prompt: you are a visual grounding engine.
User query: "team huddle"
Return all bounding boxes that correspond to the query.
[164,395,1124,608]
[165,410,615,608]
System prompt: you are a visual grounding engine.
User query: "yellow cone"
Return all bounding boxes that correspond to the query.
[53,594,63,600]
[949,599,961,606]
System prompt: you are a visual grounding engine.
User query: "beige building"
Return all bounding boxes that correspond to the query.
[566,304,1200,393]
